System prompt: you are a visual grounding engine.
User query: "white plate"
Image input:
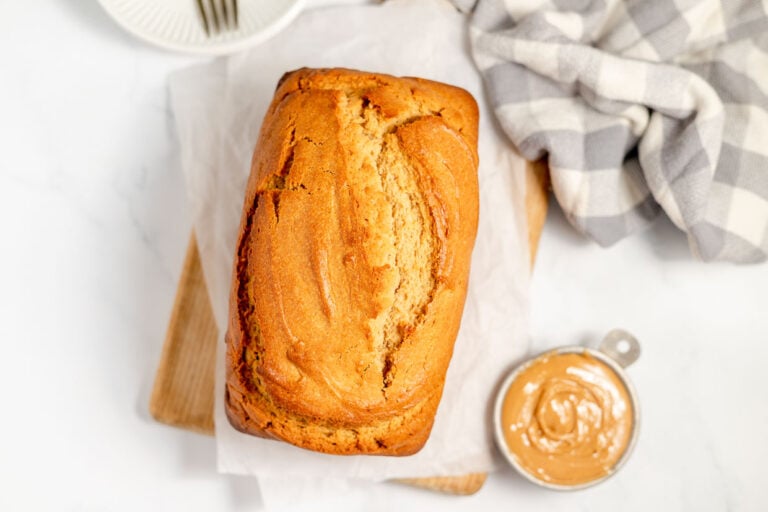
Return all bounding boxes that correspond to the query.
[98,0,305,56]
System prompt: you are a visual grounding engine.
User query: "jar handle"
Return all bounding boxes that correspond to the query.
[598,329,641,368]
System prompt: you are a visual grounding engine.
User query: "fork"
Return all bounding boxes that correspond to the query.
[196,0,239,36]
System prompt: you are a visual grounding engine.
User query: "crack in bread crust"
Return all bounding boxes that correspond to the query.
[225,68,479,455]
[342,91,442,394]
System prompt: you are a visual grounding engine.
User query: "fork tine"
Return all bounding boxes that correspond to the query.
[232,0,239,30]
[221,0,229,29]
[196,0,210,36]
[220,0,237,31]
[208,0,221,34]
[227,0,238,30]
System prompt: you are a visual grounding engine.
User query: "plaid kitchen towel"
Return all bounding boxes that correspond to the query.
[461,0,768,262]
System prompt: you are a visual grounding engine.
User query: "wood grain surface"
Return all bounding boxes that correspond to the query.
[150,160,549,495]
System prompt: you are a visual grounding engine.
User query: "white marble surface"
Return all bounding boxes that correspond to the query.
[0,1,767,510]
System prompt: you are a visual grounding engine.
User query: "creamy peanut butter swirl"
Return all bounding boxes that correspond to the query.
[501,351,633,486]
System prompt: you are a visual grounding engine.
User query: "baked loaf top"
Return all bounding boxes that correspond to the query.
[225,68,479,455]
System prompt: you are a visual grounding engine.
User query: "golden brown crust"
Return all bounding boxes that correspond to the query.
[225,68,479,455]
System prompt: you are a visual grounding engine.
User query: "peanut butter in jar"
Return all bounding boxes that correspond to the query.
[499,350,635,487]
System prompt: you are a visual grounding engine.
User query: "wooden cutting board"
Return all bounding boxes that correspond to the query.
[150,160,549,495]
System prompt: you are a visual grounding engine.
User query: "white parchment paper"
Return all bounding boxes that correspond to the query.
[170,0,532,482]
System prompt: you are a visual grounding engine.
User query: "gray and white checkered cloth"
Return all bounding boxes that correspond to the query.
[461,0,768,262]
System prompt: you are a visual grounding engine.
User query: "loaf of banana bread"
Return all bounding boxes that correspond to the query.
[225,68,479,455]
